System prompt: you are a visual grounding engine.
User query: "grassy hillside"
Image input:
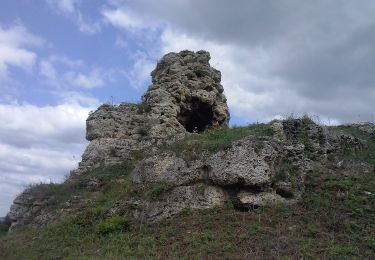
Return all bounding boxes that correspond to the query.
[1,122,374,259]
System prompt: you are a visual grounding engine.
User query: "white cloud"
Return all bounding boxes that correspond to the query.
[39,55,117,89]
[102,8,146,30]
[102,1,375,124]
[122,51,154,89]
[39,60,57,82]
[66,69,106,89]
[0,100,95,216]
[49,55,84,68]
[0,23,44,80]
[59,0,76,13]
[46,0,76,14]
[59,91,101,108]
[77,12,102,35]
[46,0,102,35]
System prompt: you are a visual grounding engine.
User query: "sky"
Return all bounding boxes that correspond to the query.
[1,0,375,216]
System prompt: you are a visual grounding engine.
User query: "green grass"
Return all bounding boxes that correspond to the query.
[272,161,300,183]
[8,161,138,230]
[1,168,374,259]
[329,125,375,164]
[96,215,130,235]
[147,182,173,198]
[0,217,11,235]
[160,123,273,159]
[1,122,375,258]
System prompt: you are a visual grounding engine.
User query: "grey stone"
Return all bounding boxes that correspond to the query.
[73,50,229,174]
[7,50,375,230]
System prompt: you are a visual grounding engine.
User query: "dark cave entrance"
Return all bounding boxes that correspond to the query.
[177,98,214,133]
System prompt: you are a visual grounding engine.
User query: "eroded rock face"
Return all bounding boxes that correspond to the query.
[7,187,55,229]
[121,120,372,221]
[110,184,227,222]
[7,118,374,229]
[7,50,374,230]
[145,50,229,133]
[129,135,307,219]
[7,50,230,230]
[74,50,229,173]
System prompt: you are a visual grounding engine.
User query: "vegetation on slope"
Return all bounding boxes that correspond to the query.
[329,124,375,164]
[1,168,374,259]
[160,123,273,158]
[1,121,375,259]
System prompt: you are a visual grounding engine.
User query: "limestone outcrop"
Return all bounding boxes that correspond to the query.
[7,50,374,231]
[107,119,371,222]
[74,50,229,173]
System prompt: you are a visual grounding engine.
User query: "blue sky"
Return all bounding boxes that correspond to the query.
[1,0,375,216]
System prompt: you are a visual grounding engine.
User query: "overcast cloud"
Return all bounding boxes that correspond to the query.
[104,0,375,122]
[0,100,95,216]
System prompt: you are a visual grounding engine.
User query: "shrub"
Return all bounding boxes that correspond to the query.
[137,126,150,137]
[148,182,172,198]
[137,102,152,114]
[0,217,11,234]
[96,215,130,235]
[73,207,104,227]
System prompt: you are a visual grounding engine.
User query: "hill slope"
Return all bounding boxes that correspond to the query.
[1,121,375,259]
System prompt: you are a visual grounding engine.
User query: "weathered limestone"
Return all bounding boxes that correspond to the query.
[74,50,229,173]
[130,134,308,217]
[7,50,374,230]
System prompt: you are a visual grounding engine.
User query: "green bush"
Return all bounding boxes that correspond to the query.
[148,182,172,198]
[0,217,11,234]
[96,215,130,235]
[137,126,150,137]
[73,207,104,227]
[137,102,152,114]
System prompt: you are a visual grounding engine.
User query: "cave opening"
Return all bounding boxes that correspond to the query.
[177,98,214,133]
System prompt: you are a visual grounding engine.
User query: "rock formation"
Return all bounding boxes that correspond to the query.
[75,50,229,173]
[6,50,375,230]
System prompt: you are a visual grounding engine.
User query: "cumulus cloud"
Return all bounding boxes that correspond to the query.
[77,12,101,35]
[68,70,106,89]
[102,8,151,30]
[0,23,44,80]
[46,0,76,13]
[46,0,102,35]
[0,99,97,216]
[120,51,154,89]
[104,0,375,123]
[39,60,57,82]
[39,55,115,89]
[48,55,84,68]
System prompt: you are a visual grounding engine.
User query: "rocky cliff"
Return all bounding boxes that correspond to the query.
[6,50,375,231]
